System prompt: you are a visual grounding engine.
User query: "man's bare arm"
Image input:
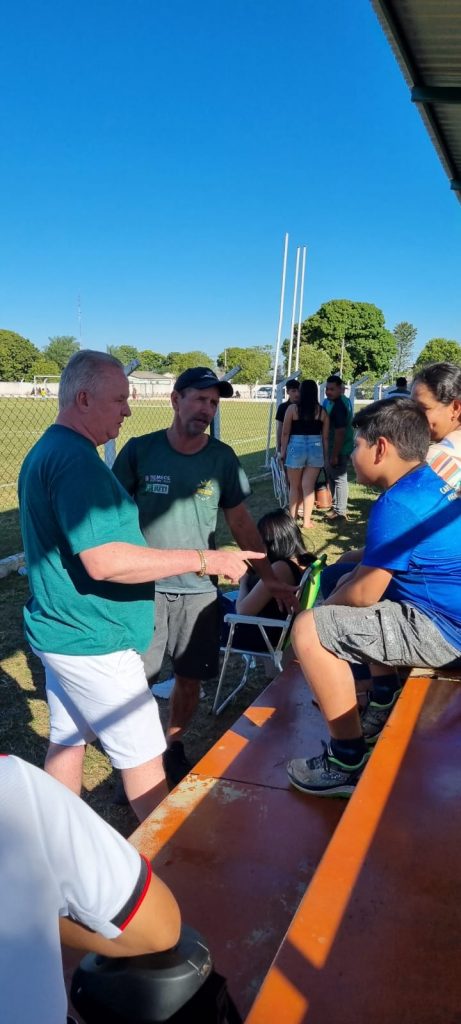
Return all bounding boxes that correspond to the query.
[330,426,345,464]
[79,543,263,585]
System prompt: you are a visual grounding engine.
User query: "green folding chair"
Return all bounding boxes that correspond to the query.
[212,554,327,715]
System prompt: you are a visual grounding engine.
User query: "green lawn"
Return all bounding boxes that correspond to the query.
[0,470,375,834]
[0,397,275,556]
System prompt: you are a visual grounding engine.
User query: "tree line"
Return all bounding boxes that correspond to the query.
[1,299,460,384]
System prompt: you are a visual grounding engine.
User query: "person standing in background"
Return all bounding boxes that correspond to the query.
[323,374,354,521]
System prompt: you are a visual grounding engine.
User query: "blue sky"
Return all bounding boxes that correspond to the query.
[1,0,460,362]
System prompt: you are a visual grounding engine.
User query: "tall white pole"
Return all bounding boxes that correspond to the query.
[265,232,289,466]
[287,247,300,378]
[339,337,345,377]
[294,246,307,371]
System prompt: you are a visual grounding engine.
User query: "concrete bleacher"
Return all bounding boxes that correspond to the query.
[127,662,461,1023]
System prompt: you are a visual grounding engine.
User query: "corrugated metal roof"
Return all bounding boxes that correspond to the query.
[371,0,461,203]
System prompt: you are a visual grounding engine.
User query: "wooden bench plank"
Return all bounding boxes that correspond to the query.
[194,660,329,788]
[127,662,344,1017]
[244,676,461,1024]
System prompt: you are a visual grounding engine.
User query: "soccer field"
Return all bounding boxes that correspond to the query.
[0,396,275,522]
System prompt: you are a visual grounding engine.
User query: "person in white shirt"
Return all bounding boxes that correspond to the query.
[0,755,180,1024]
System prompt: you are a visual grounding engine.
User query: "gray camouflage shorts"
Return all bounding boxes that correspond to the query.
[313,600,460,668]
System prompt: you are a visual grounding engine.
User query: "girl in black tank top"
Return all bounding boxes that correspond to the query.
[231,509,315,652]
[280,379,329,528]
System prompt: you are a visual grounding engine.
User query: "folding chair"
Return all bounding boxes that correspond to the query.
[212,555,327,715]
[270,454,289,508]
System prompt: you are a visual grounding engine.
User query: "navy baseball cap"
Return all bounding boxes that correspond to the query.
[174,366,233,397]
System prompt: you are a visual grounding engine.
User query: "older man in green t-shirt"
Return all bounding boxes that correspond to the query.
[113,367,296,786]
[19,352,260,820]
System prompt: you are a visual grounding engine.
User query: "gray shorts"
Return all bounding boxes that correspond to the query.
[313,600,460,669]
[143,590,220,682]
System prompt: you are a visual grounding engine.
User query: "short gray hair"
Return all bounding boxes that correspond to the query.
[58,350,124,410]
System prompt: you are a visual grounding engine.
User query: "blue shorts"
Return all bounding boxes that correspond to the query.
[285,434,324,469]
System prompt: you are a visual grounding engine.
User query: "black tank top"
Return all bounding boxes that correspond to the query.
[290,417,322,436]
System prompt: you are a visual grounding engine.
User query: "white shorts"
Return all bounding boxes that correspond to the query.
[33,648,166,770]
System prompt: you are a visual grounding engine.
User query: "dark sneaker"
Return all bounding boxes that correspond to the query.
[361,688,402,745]
[325,510,348,521]
[287,742,369,798]
[163,741,192,789]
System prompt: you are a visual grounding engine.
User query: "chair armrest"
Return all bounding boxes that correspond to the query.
[224,613,288,628]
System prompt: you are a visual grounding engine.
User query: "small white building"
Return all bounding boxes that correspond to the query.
[127,370,176,397]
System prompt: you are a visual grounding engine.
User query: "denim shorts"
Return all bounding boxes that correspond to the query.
[285,434,324,469]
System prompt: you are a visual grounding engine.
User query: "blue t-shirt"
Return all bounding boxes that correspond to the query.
[362,464,461,651]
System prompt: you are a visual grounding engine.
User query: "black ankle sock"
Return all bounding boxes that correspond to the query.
[371,674,401,706]
[329,735,367,766]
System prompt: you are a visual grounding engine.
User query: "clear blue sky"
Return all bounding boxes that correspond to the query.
[1,0,460,361]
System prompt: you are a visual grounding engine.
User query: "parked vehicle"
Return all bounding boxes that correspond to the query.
[254,385,274,400]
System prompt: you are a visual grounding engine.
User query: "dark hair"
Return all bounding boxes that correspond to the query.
[326,374,343,387]
[297,379,320,421]
[396,377,407,387]
[412,362,461,405]
[257,509,314,567]
[286,378,299,390]
[353,398,430,461]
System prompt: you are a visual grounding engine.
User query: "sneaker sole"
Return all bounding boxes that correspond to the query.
[287,775,356,798]
[364,732,381,747]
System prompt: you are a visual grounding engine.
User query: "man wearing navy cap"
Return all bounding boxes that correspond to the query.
[113,367,295,785]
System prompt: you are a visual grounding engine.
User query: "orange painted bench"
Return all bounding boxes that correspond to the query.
[129,660,346,1018]
[244,672,461,1024]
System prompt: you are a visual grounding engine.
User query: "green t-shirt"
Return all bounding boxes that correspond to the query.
[324,395,354,457]
[113,430,251,594]
[18,425,155,655]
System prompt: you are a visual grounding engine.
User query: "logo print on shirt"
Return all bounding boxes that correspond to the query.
[196,479,215,500]
[145,474,170,495]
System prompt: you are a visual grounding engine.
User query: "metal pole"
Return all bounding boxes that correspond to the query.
[294,246,307,371]
[287,247,300,377]
[265,233,289,466]
[339,337,345,377]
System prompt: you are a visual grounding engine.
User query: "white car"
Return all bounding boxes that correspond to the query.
[254,385,274,400]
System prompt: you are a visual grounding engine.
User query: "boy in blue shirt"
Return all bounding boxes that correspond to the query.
[287,398,461,797]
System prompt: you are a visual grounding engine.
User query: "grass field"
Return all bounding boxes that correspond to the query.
[0,469,375,835]
[0,392,378,835]
[0,397,276,556]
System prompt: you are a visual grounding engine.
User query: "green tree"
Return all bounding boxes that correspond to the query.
[216,346,272,385]
[44,336,80,370]
[166,351,214,375]
[300,300,397,378]
[297,344,332,382]
[138,349,168,373]
[414,338,461,368]
[392,322,417,374]
[106,345,139,366]
[28,357,61,380]
[0,329,40,380]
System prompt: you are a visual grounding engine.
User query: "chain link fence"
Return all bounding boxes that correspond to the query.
[0,395,276,559]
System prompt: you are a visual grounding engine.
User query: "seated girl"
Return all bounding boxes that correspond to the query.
[230,509,315,652]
